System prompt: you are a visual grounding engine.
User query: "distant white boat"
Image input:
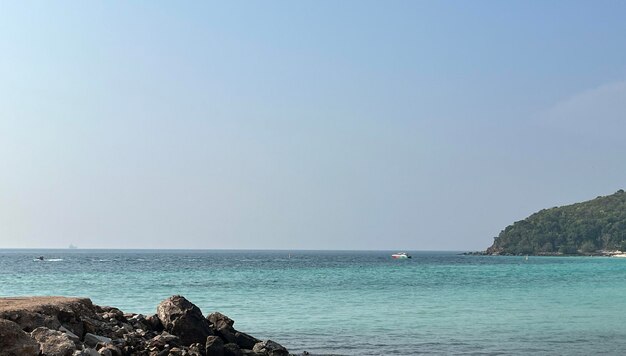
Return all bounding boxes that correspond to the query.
[69,244,77,249]
[392,252,411,259]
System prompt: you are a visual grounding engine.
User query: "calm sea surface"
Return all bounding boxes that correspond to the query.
[2,250,626,355]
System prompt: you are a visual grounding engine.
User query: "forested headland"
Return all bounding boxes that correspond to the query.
[486,190,626,255]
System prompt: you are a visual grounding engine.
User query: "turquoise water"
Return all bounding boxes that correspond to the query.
[2,250,626,355]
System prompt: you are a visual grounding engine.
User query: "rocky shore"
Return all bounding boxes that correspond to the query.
[463,249,626,257]
[0,295,294,356]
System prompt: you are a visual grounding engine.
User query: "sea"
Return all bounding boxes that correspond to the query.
[2,250,626,355]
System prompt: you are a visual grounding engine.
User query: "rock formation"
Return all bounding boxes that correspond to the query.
[156,295,213,346]
[0,295,293,356]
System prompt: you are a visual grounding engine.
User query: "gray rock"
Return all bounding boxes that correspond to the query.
[252,340,289,356]
[207,312,234,328]
[73,349,100,356]
[205,335,225,356]
[96,344,122,356]
[31,326,76,356]
[156,295,213,346]
[84,333,112,347]
[148,331,180,348]
[59,325,81,342]
[0,319,40,356]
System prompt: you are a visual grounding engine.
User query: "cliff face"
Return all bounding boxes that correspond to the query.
[487,190,626,255]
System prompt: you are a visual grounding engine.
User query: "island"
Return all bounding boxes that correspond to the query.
[484,189,626,256]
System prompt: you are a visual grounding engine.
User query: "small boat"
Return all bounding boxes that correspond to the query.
[392,252,411,259]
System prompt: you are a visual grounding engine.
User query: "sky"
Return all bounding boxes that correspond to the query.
[1,1,625,250]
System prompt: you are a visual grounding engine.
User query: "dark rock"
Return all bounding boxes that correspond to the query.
[99,307,126,323]
[0,319,40,356]
[234,331,260,350]
[156,296,213,346]
[205,335,224,356]
[31,326,76,356]
[146,314,164,332]
[82,317,114,337]
[128,313,150,330]
[1,296,289,356]
[240,350,264,356]
[252,340,289,356]
[215,324,236,344]
[223,343,243,356]
[2,309,60,332]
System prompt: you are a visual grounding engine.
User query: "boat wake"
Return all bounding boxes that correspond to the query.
[33,258,64,262]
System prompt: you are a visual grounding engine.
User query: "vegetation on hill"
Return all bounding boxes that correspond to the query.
[486,190,626,255]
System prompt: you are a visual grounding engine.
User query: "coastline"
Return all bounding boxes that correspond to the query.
[463,250,626,257]
[0,295,294,356]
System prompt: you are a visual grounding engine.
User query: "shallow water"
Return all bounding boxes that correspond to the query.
[2,250,626,355]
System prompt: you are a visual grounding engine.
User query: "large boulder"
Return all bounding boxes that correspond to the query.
[156,296,213,346]
[207,312,237,344]
[0,319,40,356]
[30,327,76,356]
[252,340,289,356]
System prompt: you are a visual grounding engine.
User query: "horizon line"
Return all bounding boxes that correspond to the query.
[0,247,475,252]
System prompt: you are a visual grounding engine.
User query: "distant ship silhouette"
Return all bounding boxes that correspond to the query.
[68,244,77,249]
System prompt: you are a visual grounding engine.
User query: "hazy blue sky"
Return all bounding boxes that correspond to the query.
[1,1,625,250]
